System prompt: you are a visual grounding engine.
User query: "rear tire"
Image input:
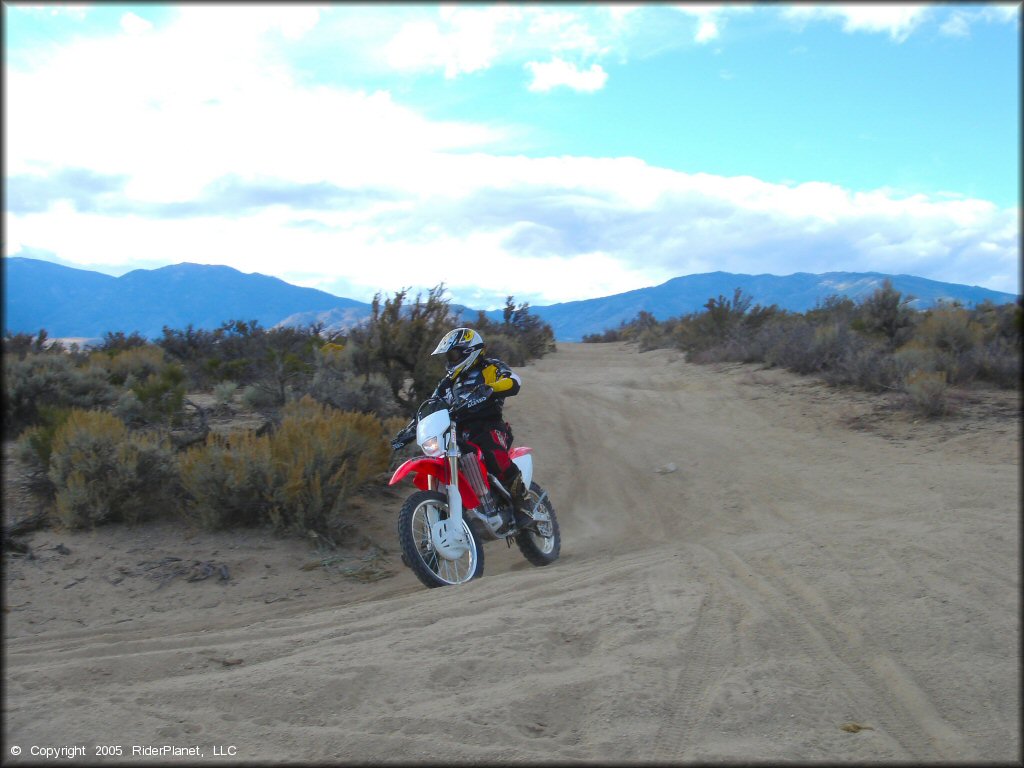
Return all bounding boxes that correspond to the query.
[516,482,560,566]
[398,490,484,588]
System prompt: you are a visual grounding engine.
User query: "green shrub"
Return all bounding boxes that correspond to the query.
[853,279,915,347]
[3,353,117,437]
[48,409,178,528]
[241,384,280,410]
[130,364,186,424]
[213,380,239,411]
[14,406,72,493]
[112,390,145,424]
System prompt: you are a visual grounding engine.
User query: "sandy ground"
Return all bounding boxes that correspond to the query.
[3,342,1020,764]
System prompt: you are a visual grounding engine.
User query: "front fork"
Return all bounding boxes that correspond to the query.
[445,452,465,528]
[428,428,470,556]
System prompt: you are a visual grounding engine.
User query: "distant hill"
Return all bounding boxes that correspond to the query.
[3,257,1017,344]
[525,271,1019,341]
[3,258,372,341]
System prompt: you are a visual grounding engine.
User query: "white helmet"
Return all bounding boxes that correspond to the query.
[432,327,485,380]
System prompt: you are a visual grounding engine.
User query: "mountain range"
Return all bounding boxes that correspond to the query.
[3,256,1017,343]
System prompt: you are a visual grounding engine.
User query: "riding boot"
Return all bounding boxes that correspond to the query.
[507,473,535,531]
[495,471,532,535]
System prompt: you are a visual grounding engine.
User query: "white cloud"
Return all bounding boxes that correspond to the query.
[526,59,608,93]
[939,12,972,38]
[379,6,645,80]
[384,5,526,78]
[12,4,90,20]
[670,4,755,43]
[783,4,931,43]
[4,4,1019,310]
[939,4,1021,37]
[980,4,1021,25]
[119,12,152,36]
[8,146,1019,308]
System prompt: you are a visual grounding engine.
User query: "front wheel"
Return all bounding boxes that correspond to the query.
[516,482,561,566]
[398,490,484,588]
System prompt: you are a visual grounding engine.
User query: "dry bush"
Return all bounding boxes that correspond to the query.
[91,345,168,386]
[48,409,178,528]
[265,396,390,535]
[903,370,949,417]
[179,396,391,535]
[968,338,1021,389]
[178,431,273,529]
[914,306,983,358]
[478,331,529,367]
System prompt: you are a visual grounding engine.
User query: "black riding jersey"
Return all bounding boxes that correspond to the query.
[436,356,521,428]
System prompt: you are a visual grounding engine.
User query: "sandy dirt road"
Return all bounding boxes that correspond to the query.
[3,342,1019,763]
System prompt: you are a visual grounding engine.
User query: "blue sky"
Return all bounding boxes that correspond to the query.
[4,3,1020,309]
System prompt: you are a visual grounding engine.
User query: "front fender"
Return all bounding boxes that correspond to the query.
[389,457,481,509]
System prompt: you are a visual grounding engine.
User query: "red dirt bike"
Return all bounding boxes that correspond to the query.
[389,390,560,588]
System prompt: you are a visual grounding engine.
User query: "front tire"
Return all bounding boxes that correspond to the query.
[516,482,561,566]
[398,490,484,588]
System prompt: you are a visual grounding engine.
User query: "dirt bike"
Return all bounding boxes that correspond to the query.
[388,388,561,588]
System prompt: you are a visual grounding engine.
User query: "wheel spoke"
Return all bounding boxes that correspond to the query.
[408,498,476,585]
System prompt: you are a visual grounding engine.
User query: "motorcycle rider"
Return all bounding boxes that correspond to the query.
[394,327,533,534]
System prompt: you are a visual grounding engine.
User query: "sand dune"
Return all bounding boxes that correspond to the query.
[4,342,1019,763]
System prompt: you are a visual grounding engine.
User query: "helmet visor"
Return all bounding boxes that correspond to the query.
[446,349,464,366]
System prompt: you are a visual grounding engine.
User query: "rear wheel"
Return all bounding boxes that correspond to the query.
[516,482,560,566]
[398,490,484,588]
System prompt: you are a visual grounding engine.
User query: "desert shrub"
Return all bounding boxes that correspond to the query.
[968,338,1021,389]
[477,331,529,367]
[794,323,842,379]
[830,341,900,392]
[157,319,322,395]
[241,384,280,410]
[95,330,150,353]
[903,370,949,417]
[582,326,625,343]
[852,279,916,347]
[178,396,390,535]
[14,406,73,493]
[761,319,814,371]
[178,431,274,529]
[111,390,145,424]
[92,345,168,387]
[308,344,400,417]
[473,297,556,361]
[638,325,672,353]
[48,409,178,528]
[3,330,52,359]
[346,286,455,413]
[3,352,118,437]
[914,306,983,357]
[213,381,239,411]
[264,396,390,535]
[129,363,187,425]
